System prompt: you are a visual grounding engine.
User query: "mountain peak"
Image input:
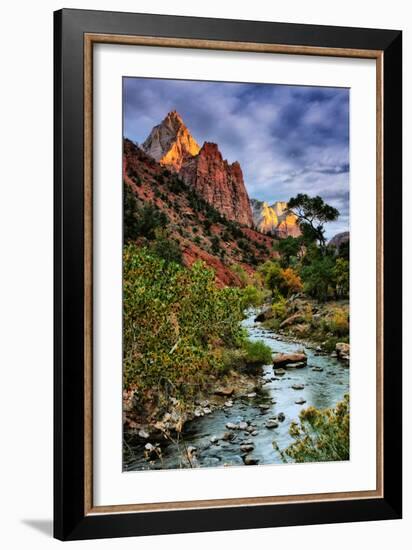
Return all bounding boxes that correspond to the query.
[141,111,253,227]
[164,109,184,127]
[251,199,301,238]
[142,111,200,171]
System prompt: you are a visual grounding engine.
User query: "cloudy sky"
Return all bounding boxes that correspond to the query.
[123,77,349,238]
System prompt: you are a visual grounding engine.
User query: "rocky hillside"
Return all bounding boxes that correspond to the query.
[328,231,349,255]
[251,199,301,238]
[141,111,253,227]
[124,138,277,286]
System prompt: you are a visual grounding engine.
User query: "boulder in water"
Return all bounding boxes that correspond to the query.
[243,454,259,465]
[273,352,307,367]
[265,419,279,429]
[295,398,306,405]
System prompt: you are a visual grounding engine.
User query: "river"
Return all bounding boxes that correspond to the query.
[124,309,349,470]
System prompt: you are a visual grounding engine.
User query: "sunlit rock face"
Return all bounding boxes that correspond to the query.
[180,142,254,227]
[251,199,301,238]
[142,110,200,171]
[142,112,253,227]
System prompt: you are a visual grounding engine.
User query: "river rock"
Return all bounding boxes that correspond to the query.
[287,361,307,369]
[279,313,305,328]
[259,404,271,411]
[222,431,236,441]
[238,421,248,430]
[274,368,286,376]
[254,308,273,322]
[312,366,324,372]
[194,407,203,417]
[226,422,238,430]
[187,446,197,459]
[247,392,257,398]
[144,442,158,459]
[336,342,350,361]
[295,398,307,405]
[265,421,278,430]
[224,400,234,407]
[272,352,307,367]
[240,444,255,453]
[251,430,259,436]
[210,435,219,444]
[292,383,304,390]
[138,429,150,439]
[277,412,285,422]
[214,387,234,397]
[243,454,259,465]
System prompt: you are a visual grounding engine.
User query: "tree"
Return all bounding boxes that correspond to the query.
[280,267,303,296]
[264,262,284,297]
[287,194,339,251]
[210,235,220,255]
[123,182,141,242]
[333,258,350,298]
[301,255,336,302]
[152,231,182,265]
[275,236,301,267]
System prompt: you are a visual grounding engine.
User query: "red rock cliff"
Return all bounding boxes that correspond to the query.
[180,142,253,227]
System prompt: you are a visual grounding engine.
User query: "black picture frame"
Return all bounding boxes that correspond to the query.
[54,8,402,541]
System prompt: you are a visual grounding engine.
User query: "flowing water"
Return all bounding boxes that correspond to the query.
[124,310,349,470]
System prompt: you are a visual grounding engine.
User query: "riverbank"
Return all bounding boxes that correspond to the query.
[257,295,349,354]
[123,309,349,470]
[123,365,263,439]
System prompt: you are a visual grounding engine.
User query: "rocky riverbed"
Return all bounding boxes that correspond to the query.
[123,309,349,470]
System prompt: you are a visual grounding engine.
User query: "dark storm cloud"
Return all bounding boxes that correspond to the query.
[123,78,349,238]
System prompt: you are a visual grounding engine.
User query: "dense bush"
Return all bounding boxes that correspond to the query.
[240,285,265,309]
[220,338,272,371]
[241,339,272,366]
[325,308,349,337]
[123,245,244,400]
[151,232,182,265]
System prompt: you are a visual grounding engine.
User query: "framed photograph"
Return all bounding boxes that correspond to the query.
[54,8,402,541]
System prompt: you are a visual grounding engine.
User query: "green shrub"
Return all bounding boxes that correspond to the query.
[240,285,265,309]
[241,339,272,366]
[278,395,350,462]
[328,308,349,337]
[272,295,288,320]
[322,336,339,354]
